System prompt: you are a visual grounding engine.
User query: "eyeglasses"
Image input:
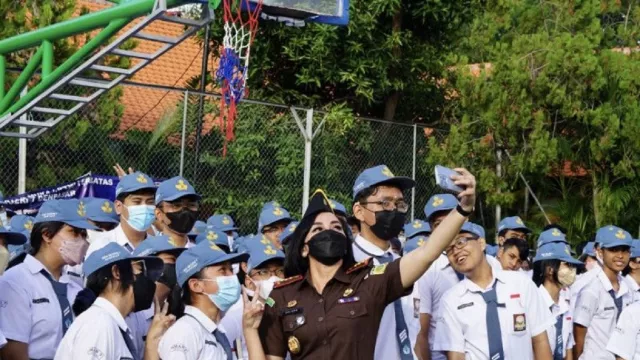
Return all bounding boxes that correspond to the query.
[250,268,285,278]
[360,200,409,213]
[445,236,479,255]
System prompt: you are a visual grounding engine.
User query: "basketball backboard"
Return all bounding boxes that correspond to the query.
[247,0,349,25]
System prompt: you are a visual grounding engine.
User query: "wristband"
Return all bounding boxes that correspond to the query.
[456,204,473,217]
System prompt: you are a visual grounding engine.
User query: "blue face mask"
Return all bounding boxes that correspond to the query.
[206,275,241,311]
[124,205,156,232]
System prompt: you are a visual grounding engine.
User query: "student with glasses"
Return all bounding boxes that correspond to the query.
[154,176,201,249]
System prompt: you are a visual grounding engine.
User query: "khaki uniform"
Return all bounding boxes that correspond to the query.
[259,258,410,359]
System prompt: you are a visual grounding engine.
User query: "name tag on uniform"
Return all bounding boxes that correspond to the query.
[32,298,50,304]
[338,296,360,304]
[604,306,615,311]
[457,302,474,310]
[205,340,217,346]
[281,307,303,316]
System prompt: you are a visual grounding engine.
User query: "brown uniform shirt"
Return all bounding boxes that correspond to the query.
[258,258,410,360]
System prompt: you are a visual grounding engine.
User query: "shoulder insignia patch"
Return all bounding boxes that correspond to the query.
[274,275,304,289]
[346,258,372,274]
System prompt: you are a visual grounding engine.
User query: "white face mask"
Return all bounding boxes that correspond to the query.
[558,267,577,287]
[254,276,280,299]
[0,211,7,227]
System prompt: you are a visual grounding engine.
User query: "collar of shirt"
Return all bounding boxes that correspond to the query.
[538,285,569,316]
[114,224,138,251]
[597,269,629,297]
[93,297,131,332]
[184,305,219,333]
[458,268,507,296]
[142,303,155,321]
[24,254,71,284]
[354,235,393,258]
[625,274,640,292]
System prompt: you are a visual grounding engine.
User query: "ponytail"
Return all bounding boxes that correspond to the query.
[72,288,97,316]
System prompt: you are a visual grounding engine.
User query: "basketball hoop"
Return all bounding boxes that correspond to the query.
[215,0,263,156]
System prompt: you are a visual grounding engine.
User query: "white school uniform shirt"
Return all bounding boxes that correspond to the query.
[625,274,640,293]
[538,285,575,358]
[54,297,135,360]
[573,270,636,360]
[417,253,502,360]
[0,330,6,349]
[606,301,640,360]
[570,265,602,313]
[86,224,138,258]
[158,305,230,360]
[0,254,83,359]
[433,270,555,360]
[126,303,155,360]
[352,235,418,360]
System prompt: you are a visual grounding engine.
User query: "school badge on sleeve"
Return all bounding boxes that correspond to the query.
[513,313,527,332]
[288,335,301,354]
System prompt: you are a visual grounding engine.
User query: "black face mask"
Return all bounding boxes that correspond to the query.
[369,210,406,240]
[133,274,156,312]
[164,209,198,234]
[157,263,177,289]
[307,230,348,266]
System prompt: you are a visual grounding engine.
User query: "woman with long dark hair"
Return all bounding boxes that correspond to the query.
[532,241,582,360]
[243,168,477,360]
[0,199,94,360]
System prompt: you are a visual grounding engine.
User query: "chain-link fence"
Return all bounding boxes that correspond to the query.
[0,83,443,234]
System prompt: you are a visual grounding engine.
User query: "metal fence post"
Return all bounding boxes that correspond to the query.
[179,90,188,177]
[18,87,27,194]
[411,124,417,221]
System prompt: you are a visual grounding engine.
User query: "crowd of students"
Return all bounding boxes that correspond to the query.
[0,164,638,360]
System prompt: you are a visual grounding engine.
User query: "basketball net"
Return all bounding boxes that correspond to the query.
[216,0,263,156]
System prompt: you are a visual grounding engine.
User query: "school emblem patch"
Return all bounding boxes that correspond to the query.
[175,179,188,191]
[101,201,113,214]
[136,174,148,183]
[513,313,526,332]
[273,207,283,216]
[222,216,231,225]
[77,201,86,216]
[207,231,217,241]
[432,196,444,207]
[381,166,394,177]
[412,220,422,228]
[264,245,277,255]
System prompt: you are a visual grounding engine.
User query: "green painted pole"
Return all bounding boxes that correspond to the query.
[0,0,191,55]
[0,56,5,100]
[0,46,44,113]
[2,19,128,116]
[42,40,53,78]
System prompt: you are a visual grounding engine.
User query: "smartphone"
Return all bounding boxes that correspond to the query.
[434,165,464,193]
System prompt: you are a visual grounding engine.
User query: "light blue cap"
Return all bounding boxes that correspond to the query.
[0,226,27,245]
[537,228,568,248]
[498,216,531,234]
[155,176,200,205]
[8,244,27,260]
[115,171,155,197]
[533,242,582,265]
[404,220,431,239]
[84,198,119,224]
[132,235,188,257]
[460,222,485,238]
[246,241,285,272]
[596,225,633,249]
[188,220,208,239]
[207,214,238,232]
[176,240,249,286]
[34,199,98,230]
[352,165,415,199]
[485,244,499,256]
[424,194,457,221]
[258,204,292,233]
[329,200,347,216]
[581,242,596,258]
[8,215,34,236]
[632,240,640,258]
[403,235,428,254]
[83,242,164,279]
[195,228,230,249]
[278,221,299,245]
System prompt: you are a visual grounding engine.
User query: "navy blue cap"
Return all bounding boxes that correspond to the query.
[404,220,431,239]
[537,228,567,248]
[176,240,249,286]
[632,240,640,258]
[258,204,293,233]
[533,242,582,265]
[329,199,347,216]
[246,241,285,272]
[132,235,188,257]
[34,199,98,230]
[403,235,428,254]
[498,216,531,234]
[352,165,415,199]
[83,242,164,280]
[195,228,230,249]
[84,198,119,224]
[485,244,499,256]
[207,214,238,232]
[115,171,156,197]
[596,225,632,249]
[155,176,200,205]
[279,221,299,245]
[0,226,27,245]
[424,194,457,221]
[8,215,34,236]
[460,222,485,238]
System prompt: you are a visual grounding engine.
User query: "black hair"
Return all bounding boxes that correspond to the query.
[168,268,204,319]
[6,252,27,269]
[575,241,589,258]
[93,221,118,232]
[116,188,156,203]
[284,214,356,277]
[502,238,529,262]
[346,216,361,232]
[72,260,135,316]
[542,223,568,234]
[623,257,640,276]
[353,186,379,205]
[532,259,561,287]
[29,221,66,255]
